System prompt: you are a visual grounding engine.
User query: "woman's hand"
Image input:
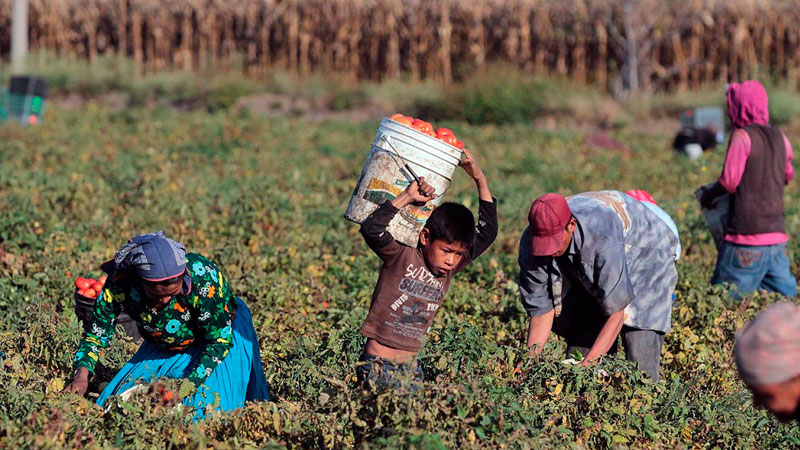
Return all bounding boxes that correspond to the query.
[699,181,726,208]
[64,367,89,396]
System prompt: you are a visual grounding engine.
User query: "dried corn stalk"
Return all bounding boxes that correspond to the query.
[1,0,799,91]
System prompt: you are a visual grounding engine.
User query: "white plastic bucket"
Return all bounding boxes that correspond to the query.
[345,117,463,247]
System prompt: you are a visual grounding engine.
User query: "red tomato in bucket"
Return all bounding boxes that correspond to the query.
[436,128,454,137]
[395,116,413,127]
[390,113,405,120]
[412,119,433,134]
[92,282,104,292]
[84,288,97,299]
[456,140,465,149]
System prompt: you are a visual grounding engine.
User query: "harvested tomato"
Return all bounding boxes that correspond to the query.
[442,135,458,147]
[84,288,97,299]
[75,278,91,290]
[92,282,104,292]
[98,275,108,284]
[77,289,86,297]
[436,127,454,137]
[390,113,405,120]
[412,119,433,134]
[456,140,465,149]
[394,116,413,126]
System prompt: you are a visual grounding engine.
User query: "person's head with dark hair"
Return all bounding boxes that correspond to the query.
[418,202,475,276]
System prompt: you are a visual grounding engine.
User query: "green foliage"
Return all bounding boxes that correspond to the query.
[13,52,262,112]
[413,67,550,124]
[0,105,799,448]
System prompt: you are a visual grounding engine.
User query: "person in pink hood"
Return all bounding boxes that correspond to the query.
[699,80,797,298]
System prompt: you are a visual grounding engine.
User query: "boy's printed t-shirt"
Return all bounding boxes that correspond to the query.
[360,199,498,352]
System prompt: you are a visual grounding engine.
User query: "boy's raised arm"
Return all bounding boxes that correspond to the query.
[360,178,436,259]
[459,148,498,260]
[460,148,493,202]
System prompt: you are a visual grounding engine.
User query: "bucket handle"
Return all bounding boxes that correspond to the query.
[380,135,421,183]
[380,135,441,200]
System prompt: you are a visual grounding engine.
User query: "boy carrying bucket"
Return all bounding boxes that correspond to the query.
[356,148,497,389]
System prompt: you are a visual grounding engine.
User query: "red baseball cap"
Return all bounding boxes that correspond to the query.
[528,193,572,256]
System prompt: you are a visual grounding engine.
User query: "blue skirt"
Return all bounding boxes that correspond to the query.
[97,297,270,418]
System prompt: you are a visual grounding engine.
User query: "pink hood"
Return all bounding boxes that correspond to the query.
[727,80,769,129]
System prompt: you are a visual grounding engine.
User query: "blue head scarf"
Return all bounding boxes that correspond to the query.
[101,231,191,294]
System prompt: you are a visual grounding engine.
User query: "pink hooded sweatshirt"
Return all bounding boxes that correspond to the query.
[719,80,794,245]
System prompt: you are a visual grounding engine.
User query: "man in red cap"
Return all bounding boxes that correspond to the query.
[518,191,680,381]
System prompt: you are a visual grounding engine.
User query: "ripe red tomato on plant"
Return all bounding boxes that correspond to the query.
[75,278,91,290]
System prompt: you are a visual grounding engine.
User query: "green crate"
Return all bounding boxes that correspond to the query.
[8,93,44,125]
[0,88,8,122]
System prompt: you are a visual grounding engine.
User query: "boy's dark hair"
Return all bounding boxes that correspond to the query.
[423,202,475,246]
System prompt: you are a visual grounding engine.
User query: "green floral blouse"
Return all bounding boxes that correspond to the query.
[73,253,237,386]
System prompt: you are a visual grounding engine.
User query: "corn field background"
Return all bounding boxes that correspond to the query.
[1,0,800,94]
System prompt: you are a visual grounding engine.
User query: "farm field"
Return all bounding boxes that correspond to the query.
[1,104,800,449]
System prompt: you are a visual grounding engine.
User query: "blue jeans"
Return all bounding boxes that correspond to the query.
[712,241,797,298]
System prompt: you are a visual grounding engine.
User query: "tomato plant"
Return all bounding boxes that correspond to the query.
[1,104,798,449]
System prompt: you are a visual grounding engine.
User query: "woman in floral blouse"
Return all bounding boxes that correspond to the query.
[65,231,270,417]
